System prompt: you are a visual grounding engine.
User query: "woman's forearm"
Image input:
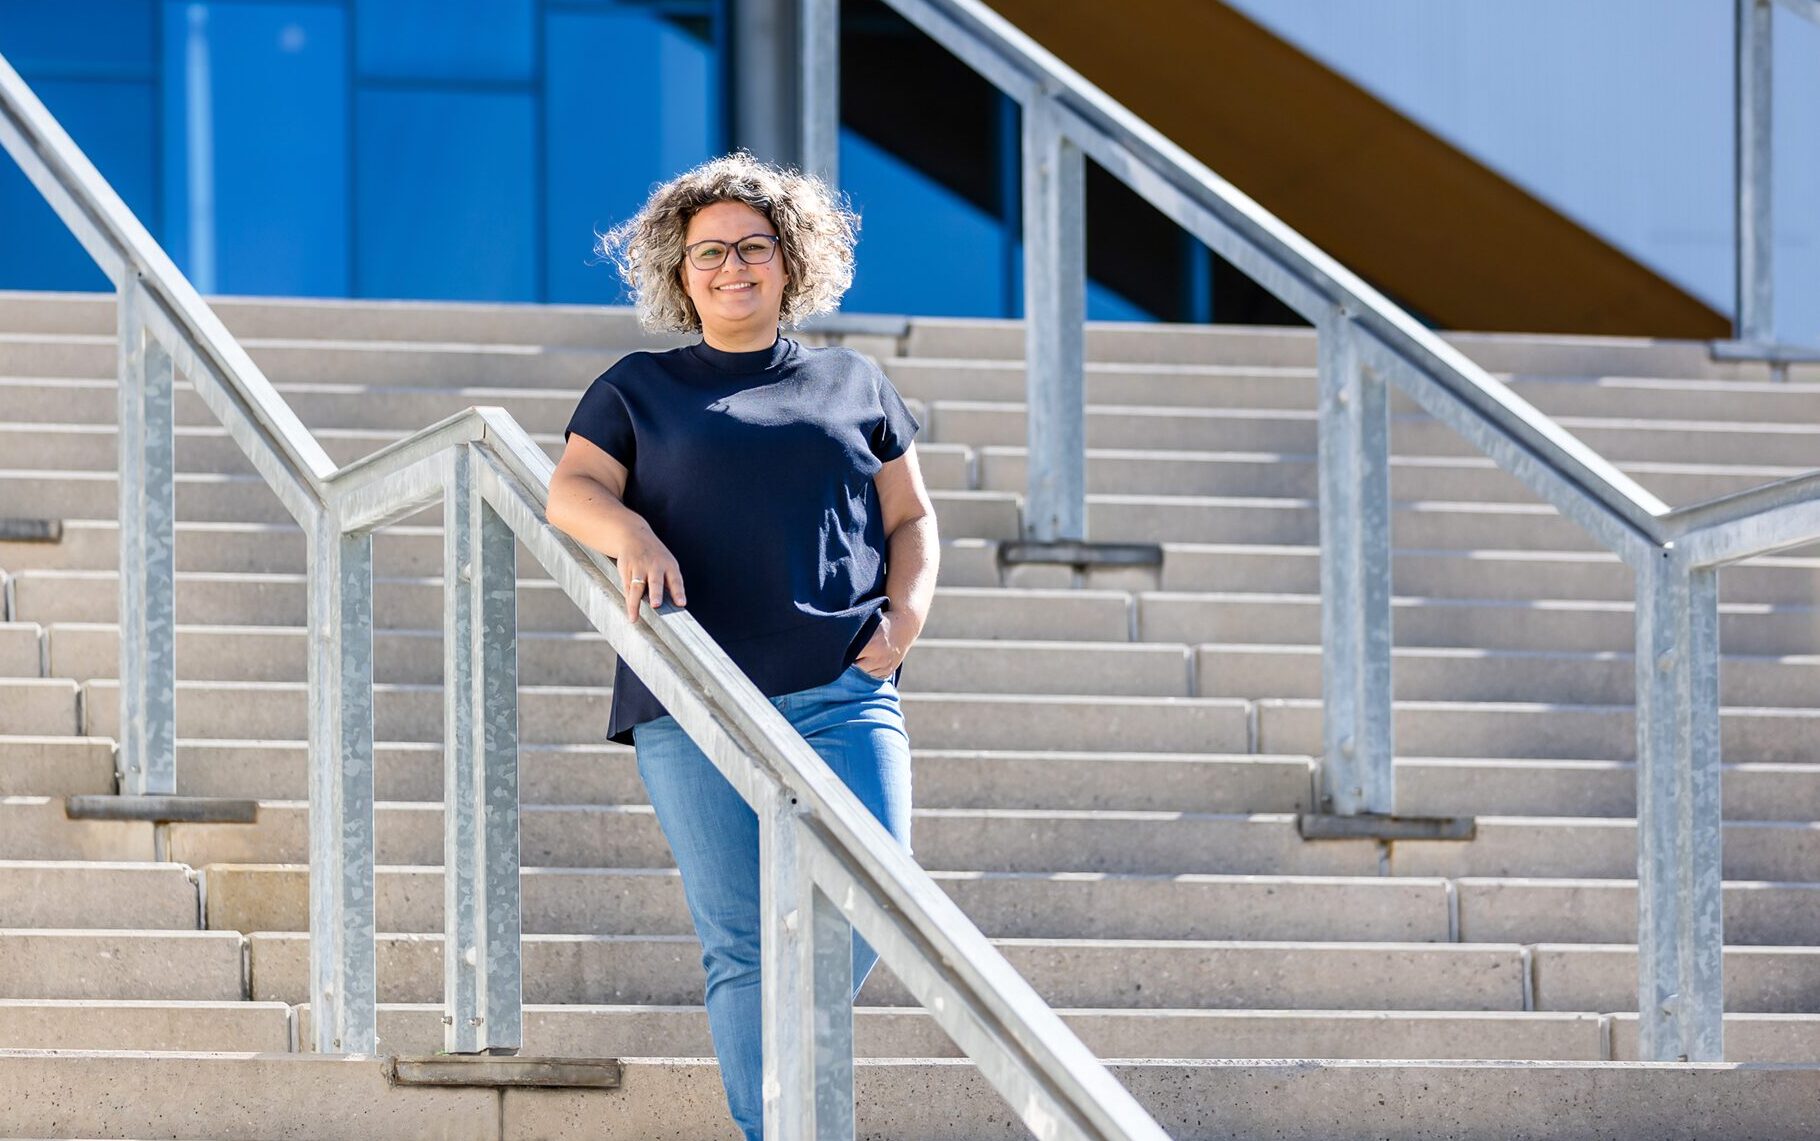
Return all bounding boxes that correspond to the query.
[883,513,940,642]
[546,472,657,558]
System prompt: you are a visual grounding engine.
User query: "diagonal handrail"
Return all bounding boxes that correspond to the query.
[0,46,1171,1139]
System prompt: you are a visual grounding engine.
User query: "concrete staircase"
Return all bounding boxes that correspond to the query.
[2,290,1819,1138]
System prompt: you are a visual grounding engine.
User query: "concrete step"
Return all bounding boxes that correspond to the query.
[0,798,153,861]
[1195,643,1820,708]
[30,569,1820,660]
[972,446,1795,509]
[903,317,1807,380]
[57,675,1820,765]
[0,335,632,390]
[1140,592,1820,657]
[0,929,243,999]
[0,289,672,346]
[0,623,42,676]
[245,931,1528,1009]
[299,1001,1614,1063]
[13,520,1820,608]
[46,673,1820,765]
[927,400,1820,469]
[1158,544,1820,606]
[0,679,78,736]
[3,459,1792,558]
[1456,878,1820,945]
[196,864,1820,947]
[6,1049,1817,1141]
[74,680,1249,751]
[45,625,1195,696]
[2,445,1799,520]
[1256,698,1820,763]
[0,424,956,496]
[0,736,116,797]
[0,999,291,1051]
[0,439,974,508]
[8,290,1799,380]
[886,357,1820,422]
[0,320,898,388]
[1607,1012,1820,1063]
[1533,944,1820,1013]
[13,574,1127,640]
[1380,817,1820,882]
[0,374,593,429]
[134,803,1820,883]
[297,1002,1820,1065]
[0,861,197,929]
[161,804,1370,876]
[1394,758,1820,823]
[145,740,1316,813]
[201,864,1448,942]
[0,517,1006,587]
[0,996,1631,1063]
[0,422,566,476]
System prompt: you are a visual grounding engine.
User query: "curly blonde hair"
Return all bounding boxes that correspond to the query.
[598,152,860,333]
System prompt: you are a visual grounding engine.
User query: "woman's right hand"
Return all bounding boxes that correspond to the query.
[619,525,687,622]
[548,434,687,626]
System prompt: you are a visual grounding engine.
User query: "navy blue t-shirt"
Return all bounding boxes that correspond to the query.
[563,334,921,744]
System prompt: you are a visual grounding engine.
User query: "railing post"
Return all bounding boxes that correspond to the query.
[799,0,839,186]
[443,444,524,1055]
[1736,0,1774,346]
[1316,308,1394,815]
[807,876,855,1135]
[308,514,377,1053]
[761,787,855,1138]
[116,276,177,797]
[1021,92,1087,544]
[1635,548,1724,1062]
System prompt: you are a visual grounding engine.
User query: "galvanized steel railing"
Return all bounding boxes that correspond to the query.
[1732,0,1820,356]
[789,0,1820,1063]
[0,50,1172,1138]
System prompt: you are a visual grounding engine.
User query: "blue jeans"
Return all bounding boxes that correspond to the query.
[631,664,913,1141]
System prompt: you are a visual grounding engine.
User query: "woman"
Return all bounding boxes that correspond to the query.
[545,152,938,1140]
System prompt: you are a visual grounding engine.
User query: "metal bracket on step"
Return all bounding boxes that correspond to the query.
[66,795,258,824]
[0,518,62,542]
[386,1055,624,1089]
[1000,540,1163,568]
[1298,814,1476,842]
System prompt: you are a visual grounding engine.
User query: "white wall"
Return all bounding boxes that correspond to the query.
[1225,0,1820,344]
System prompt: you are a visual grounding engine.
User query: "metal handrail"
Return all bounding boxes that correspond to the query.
[839,0,1820,1067]
[0,48,1169,1139]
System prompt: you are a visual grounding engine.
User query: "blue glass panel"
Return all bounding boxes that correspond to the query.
[839,130,1008,318]
[161,2,349,296]
[356,88,536,301]
[1087,281,1154,322]
[544,8,719,304]
[0,0,154,77]
[0,78,155,291]
[355,0,534,82]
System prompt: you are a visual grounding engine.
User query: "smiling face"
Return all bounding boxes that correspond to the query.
[681,199,789,351]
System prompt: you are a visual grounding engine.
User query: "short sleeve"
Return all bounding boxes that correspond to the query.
[564,374,637,469]
[870,367,921,463]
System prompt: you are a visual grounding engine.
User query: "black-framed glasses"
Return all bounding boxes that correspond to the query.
[684,233,781,272]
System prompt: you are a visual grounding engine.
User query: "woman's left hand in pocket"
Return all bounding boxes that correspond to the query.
[854,612,909,679]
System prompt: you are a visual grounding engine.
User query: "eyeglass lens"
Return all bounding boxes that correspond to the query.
[687,235,778,271]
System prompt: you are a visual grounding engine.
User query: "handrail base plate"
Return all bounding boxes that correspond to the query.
[66,795,258,825]
[1299,813,1476,841]
[386,1055,622,1090]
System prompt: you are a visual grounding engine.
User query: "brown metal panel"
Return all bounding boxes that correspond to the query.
[986,0,1729,337]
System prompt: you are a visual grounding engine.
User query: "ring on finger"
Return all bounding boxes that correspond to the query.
[630,577,645,585]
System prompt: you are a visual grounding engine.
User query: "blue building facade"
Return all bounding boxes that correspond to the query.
[0,0,1165,320]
